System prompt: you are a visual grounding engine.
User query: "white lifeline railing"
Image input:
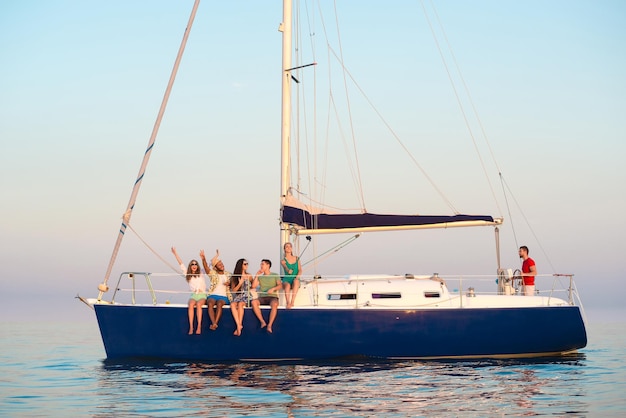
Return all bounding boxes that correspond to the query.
[102,272,582,309]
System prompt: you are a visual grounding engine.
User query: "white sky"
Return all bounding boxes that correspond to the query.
[1,1,624,320]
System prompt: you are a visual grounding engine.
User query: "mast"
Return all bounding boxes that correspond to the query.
[279,0,292,252]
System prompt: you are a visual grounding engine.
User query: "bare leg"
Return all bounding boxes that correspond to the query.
[251,300,266,328]
[207,298,217,329]
[231,302,243,335]
[237,303,245,335]
[215,300,226,328]
[187,300,195,334]
[291,279,300,308]
[267,300,278,333]
[195,301,203,334]
[283,283,293,309]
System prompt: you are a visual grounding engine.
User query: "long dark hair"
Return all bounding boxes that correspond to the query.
[185,259,200,282]
[231,258,247,288]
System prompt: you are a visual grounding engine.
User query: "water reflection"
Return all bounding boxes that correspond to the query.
[95,355,588,417]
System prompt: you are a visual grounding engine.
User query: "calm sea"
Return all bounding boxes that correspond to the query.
[1,316,624,417]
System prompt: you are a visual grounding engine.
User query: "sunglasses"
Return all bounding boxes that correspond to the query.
[190,263,198,266]
[243,262,248,266]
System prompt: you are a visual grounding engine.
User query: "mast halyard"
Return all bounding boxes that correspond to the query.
[279,0,293,252]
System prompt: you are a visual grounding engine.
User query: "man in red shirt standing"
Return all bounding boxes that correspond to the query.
[519,245,537,296]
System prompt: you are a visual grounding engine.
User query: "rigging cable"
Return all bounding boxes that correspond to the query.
[499,175,557,273]
[499,172,519,249]
[310,3,364,210]
[332,0,367,211]
[326,46,459,214]
[98,0,200,300]
[125,222,181,275]
[294,2,360,275]
[426,0,557,272]
[421,0,502,216]
[429,0,504,178]
[301,234,361,272]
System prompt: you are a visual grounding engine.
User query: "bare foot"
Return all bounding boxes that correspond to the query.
[260,322,267,329]
[210,324,217,331]
[267,326,273,334]
[195,329,201,335]
[188,329,193,335]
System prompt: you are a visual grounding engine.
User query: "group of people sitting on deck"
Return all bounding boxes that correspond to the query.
[171,242,301,336]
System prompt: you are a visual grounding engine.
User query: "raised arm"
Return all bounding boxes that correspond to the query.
[211,249,220,267]
[200,249,211,274]
[171,246,184,266]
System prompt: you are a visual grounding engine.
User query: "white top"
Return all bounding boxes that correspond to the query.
[179,263,207,293]
[211,274,228,297]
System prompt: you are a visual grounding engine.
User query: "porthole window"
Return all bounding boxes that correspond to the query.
[327,294,357,300]
[372,293,401,299]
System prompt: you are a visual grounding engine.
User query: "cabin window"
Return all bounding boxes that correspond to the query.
[372,293,401,299]
[327,293,357,300]
[424,291,440,298]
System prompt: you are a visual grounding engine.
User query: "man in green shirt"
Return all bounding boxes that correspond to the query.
[251,259,281,333]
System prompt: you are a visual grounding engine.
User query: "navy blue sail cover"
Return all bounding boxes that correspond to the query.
[282,205,495,230]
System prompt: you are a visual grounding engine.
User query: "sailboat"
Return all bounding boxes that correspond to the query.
[82,0,587,361]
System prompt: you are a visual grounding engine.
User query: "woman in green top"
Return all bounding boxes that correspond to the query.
[281,242,301,309]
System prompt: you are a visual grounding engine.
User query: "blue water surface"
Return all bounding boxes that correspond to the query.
[0,316,624,417]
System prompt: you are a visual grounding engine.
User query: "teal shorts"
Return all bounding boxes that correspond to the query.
[282,276,297,285]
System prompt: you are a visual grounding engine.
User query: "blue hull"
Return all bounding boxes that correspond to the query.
[94,304,587,361]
